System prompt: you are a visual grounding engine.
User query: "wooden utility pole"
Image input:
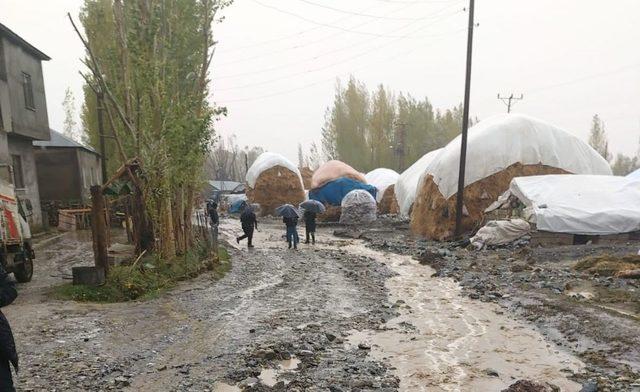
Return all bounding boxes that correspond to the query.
[497,93,524,113]
[90,185,109,275]
[97,91,108,184]
[454,0,476,238]
[395,121,407,171]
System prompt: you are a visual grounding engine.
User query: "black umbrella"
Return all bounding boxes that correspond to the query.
[275,204,301,218]
[300,199,326,214]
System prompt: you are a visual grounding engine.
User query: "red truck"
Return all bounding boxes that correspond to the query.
[0,179,34,282]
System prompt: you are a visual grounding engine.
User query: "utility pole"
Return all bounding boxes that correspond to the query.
[96,91,108,184]
[497,93,524,113]
[454,0,475,239]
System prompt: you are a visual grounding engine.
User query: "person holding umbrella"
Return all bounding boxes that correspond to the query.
[236,205,258,248]
[275,204,301,250]
[300,200,325,245]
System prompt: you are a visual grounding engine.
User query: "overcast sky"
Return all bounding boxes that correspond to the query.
[1,0,639,164]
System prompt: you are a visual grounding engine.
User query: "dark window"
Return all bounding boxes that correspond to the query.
[11,155,24,189]
[22,72,35,110]
[0,39,6,81]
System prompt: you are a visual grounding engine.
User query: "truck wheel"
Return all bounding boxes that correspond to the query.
[14,253,33,283]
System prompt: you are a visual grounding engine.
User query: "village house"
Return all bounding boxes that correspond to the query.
[33,129,102,206]
[0,22,51,228]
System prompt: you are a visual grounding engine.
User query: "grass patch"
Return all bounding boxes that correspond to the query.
[574,254,640,276]
[53,245,232,303]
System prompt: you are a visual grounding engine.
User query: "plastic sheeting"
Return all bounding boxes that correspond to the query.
[340,189,377,225]
[311,160,367,189]
[365,168,399,203]
[626,168,640,181]
[395,149,443,217]
[245,152,303,189]
[308,177,377,206]
[501,175,640,235]
[425,114,612,199]
[470,219,530,249]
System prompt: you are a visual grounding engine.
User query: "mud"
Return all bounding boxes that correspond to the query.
[3,218,632,390]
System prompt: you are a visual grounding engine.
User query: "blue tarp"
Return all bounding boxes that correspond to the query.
[229,199,247,214]
[308,177,377,206]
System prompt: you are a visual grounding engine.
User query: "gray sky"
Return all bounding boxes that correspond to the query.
[2,0,639,164]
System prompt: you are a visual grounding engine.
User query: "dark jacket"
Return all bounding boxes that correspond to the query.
[207,205,219,226]
[283,216,298,228]
[303,211,317,232]
[0,265,18,372]
[240,210,258,230]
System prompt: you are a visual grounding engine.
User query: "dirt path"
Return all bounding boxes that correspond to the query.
[5,220,583,391]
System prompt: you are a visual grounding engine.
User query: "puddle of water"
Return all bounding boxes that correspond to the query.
[342,243,584,392]
[211,381,241,392]
[258,357,301,387]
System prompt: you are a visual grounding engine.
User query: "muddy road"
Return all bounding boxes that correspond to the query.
[5,220,588,391]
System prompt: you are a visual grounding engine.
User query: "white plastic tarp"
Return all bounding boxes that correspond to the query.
[395,149,442,217]
[365,168,400,202]
[245,152,303,189]
[425,114,612,199]
[626,168,640,181]
[340,189,377,225]
[470,219,530,249]
[506,175,640,235]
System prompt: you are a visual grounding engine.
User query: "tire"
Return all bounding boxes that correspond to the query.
[14,251,33,283]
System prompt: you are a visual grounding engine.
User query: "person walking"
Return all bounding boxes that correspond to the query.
[283,215,300,249]
[0,264,18,391]
[206,200,219,227]
[236,206,257,248]
[303,210,317,245]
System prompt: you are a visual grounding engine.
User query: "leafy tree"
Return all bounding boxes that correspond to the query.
[62,87,79,141]
[588,114,611,161]
[297,143,305,168]
[77,0,232,257]
[611,153,639,176]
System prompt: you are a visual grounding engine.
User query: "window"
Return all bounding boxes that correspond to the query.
[0,39,6,81]
[11,155,24,189]
[22,72,35,110]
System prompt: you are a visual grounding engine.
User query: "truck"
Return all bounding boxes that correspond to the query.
[0,179,34,282]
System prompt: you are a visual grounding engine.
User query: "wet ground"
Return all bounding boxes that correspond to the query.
[2,219,625,391]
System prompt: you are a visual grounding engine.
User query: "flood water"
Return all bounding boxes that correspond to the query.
[343,243,584,391]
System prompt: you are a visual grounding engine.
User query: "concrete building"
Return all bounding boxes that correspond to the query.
[0,22,51,228]
[34,129,102,205]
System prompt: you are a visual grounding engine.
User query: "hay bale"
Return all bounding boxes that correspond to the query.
[246,165,305,216]
[378,185,399,214]
[299,167,314,189]
[311,160,366,189]
[410,163,567,240]
[318,205,341,222]
[340,190,377,225]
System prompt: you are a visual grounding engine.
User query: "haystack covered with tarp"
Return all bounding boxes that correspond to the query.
[245,152,305,216]
[365,168,399,214]
[395,148,442,217]
[487,175,640,235]
[340,189,377,225]
[310,160,366,189]
[410,114,613,240]
[299,167,314,189]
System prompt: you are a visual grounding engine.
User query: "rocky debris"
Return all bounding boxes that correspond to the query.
[501,379,559,392]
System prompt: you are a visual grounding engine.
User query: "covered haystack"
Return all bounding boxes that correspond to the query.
[340,190,377,225]
[245,152,305,216]
[309,177,376,207]
[299,167,314,189]
[395,148,442,217]
[311,160,366,189]
[410,114,612,240]
[365,168,399,214]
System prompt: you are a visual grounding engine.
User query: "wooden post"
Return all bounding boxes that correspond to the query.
[91,185,109,275]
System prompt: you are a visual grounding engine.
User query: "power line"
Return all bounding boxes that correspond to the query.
[213,23,466,103]
[525,63,640,95]
[216,16,465,91]
[215,16,463,79]
[291,0,432,20]
[249,0,463,38]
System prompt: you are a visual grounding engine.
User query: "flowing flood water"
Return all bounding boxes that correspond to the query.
[342,242,583,391]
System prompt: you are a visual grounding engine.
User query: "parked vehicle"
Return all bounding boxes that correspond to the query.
[0,179,34,282]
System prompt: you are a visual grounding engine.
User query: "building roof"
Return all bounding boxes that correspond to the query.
[0,22,51,61]
[208,180,245,193]
[33,129,99,155]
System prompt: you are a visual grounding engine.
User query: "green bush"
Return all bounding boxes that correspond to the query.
[53,245,231,303]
